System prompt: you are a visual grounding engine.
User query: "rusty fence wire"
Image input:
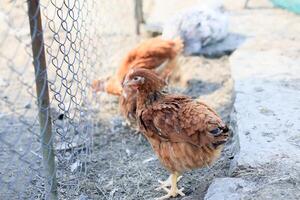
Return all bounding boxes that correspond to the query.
[0,0,141,199]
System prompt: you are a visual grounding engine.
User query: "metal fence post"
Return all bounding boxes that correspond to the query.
[134,0,144,35]
[27,0,58,199]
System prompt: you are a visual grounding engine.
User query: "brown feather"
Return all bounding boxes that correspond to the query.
[92,37,183,124]
[92,37,183,95]
[123,69,229,173]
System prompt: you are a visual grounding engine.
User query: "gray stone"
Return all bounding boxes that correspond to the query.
[206,4,300,200]
[230,34,300,171]
[204,178,250,200]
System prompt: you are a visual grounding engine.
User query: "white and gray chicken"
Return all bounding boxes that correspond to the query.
[162,5,244,57]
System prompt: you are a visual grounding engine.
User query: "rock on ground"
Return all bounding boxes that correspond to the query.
[205,3,300,200]
[204,178,251,200]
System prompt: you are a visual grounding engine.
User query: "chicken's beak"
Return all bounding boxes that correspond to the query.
[122,79,130,87]
[122,78,134,88]
[123,79,139,91]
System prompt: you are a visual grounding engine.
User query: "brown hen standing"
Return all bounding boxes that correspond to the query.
[122,68,229,200]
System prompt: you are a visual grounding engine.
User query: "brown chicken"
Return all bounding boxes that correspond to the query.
[92,37,182,124]
[92,37,183,95]
[122,68,229,199]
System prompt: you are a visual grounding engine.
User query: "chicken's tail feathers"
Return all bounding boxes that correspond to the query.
[172,37,184,54]
[210,124,230,148]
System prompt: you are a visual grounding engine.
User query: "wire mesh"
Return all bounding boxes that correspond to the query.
[0,0,140,199]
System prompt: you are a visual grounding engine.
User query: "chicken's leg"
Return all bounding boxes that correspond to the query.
[155,172,185,200]
[155,174,182,191]
[160,57,179,82]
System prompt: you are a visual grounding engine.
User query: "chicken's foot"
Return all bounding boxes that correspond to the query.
[155,174,182,191]
[155,173,185,200]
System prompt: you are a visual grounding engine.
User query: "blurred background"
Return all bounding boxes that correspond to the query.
[0,0,299,199]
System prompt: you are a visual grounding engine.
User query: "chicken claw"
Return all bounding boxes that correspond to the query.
[155,186,185,200]
[155,175,182,191]
[155,173,185,200]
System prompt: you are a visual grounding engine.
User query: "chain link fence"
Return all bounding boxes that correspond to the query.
[0,0,142,199]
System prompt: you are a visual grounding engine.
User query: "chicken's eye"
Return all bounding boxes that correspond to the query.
[133,76,140,81]
[131,76,144,84]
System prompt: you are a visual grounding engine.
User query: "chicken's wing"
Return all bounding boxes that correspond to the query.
[140,95,228,149]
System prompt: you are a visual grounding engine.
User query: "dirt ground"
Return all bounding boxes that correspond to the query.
[0,1,235,199]
[3,0,299,199]
[80,41,235,200]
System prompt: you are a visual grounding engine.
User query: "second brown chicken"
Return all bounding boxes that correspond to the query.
[92,37,183,124]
